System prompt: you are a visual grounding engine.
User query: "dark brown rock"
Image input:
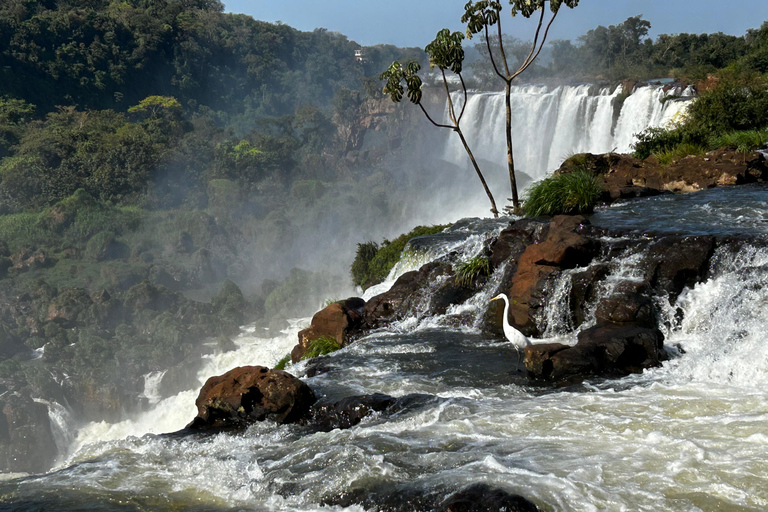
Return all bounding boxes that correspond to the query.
[189,366,316,429]
[525,325,666,384]
[440,483,539,512]
[0,393,58,473]
[505,216,599,336]
[293,297,365,363]
[642,235,715,300]
[594,289,656,328]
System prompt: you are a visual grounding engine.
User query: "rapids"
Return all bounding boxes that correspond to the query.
[2,183,768,511]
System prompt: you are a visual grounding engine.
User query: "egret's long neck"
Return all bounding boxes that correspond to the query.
[503,295,511,328]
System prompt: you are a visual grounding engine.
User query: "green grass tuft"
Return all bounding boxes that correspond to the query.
[302,335,341,360]
[710,129,768,154]
[522,170,604,217]
[454,256,490,287]
[274,354,291,370]
[652,143,707,165]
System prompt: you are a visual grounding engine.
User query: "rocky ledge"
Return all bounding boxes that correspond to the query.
[286,209,735,385]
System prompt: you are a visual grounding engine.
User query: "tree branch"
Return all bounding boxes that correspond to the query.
[511,8,559,80]
[418,103,455,130]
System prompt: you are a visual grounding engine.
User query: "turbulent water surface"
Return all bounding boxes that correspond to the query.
[1,184,768,511]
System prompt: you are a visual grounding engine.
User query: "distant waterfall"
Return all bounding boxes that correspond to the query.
[442,84,693,190]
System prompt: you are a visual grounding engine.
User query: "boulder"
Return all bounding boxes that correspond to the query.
[641,235,715,300]
[362,261,449,329]
[45,287,93,327]
[293,297,365,363]
[440,483,539,512]
[188,366,316,429]
[0,393,58,473]
[525,325,666,384]
[308,393,396,431]
[594,288,656,328]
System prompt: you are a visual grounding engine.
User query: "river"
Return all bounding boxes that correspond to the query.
[2,184,767,511]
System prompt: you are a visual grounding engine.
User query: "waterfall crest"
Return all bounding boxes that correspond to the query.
[442,84,693,193]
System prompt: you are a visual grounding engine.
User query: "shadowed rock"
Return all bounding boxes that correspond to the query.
[188,366,316,429]
[293,297,366,362]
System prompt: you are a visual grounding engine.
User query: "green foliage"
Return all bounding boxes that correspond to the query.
[523,170,603,217]
[351,225,449,290]
[380,61,423,104]
[351,241,380,288]
[686,74,768,133]
[274,354,291,370]
[710,129,768,153]
[302,335,342,360]
[454,256,490,287]
[653,143,707,165]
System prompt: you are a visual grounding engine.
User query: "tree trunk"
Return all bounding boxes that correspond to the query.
[505,80,520,213]
[456,127,499,218]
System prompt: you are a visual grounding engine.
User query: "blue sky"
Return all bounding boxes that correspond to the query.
[224,1,768,47]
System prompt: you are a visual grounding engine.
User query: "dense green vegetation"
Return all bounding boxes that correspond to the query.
[0,1,433,435]
[523,169,603,217]
[351,225,449,290]
[632,70,768,163]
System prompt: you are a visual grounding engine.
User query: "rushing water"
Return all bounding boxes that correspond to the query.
[2,185,768,511]
[443,84,692,190]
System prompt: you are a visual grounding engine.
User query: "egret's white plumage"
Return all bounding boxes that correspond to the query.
[490,293,530,371]
[490,293,530,348]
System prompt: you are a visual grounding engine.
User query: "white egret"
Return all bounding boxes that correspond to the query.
[490,293,530,371]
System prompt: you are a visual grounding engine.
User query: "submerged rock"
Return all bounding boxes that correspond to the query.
[325,482,540,512]
[188,366,316,429]
[306,393,436,432]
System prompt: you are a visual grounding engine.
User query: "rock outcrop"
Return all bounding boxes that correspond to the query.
[292,297,366,362]
[188,366,316,429]
[0,391,58,473]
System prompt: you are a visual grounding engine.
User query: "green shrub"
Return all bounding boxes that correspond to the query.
[710,129,768,153]
[523,170,604,217]
[351,225,449,290]
[302,335,341,360]
[350,241,379,288]
[454,256,490,287]
[653,143,707,165]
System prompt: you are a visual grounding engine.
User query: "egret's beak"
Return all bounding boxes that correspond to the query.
[489,296,500,302]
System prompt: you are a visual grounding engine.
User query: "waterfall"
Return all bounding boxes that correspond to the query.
[442,84,693,194]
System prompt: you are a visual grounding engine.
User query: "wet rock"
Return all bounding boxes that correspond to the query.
[594,288,656,328]
[525,325,666,384]
[308,393,396,431]
[0,392,58,473]
[505,216,599,336]
[440,483,539,512]
[362,261,450,329]
[641,235,715,300]
[569,263,611,327]
[188,366,316,429]
[324,482,539,512]
[293,297,366,363]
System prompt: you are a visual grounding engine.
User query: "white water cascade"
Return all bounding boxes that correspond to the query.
[441,84,692,204]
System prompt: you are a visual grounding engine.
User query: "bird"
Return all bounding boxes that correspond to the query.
[490,293,530,372]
